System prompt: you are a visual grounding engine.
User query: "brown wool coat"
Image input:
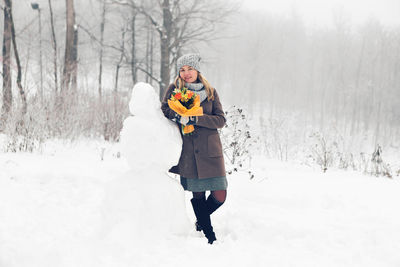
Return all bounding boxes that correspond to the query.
[161,83,226,179]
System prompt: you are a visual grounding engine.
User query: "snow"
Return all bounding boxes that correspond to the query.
[1,83,399,266]
[0,141,400,267]
[1,142,400,267]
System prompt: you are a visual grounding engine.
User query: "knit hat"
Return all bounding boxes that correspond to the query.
[177,54,201,73]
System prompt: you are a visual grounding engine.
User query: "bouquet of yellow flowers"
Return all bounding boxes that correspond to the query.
[168,87,203,135]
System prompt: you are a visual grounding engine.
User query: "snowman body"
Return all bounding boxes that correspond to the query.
[104,82,190,243]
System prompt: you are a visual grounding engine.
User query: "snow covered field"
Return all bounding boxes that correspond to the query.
[1,140,400,267]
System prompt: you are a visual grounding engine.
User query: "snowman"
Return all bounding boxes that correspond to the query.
[102,82,191,245]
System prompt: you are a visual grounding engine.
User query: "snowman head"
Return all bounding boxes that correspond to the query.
[129,82,160,117]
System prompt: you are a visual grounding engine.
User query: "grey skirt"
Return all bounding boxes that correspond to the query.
[180,176,228,192]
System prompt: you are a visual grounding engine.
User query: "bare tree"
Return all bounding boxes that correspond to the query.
[158,0,235,99]
[145,19,154,84]
[9,0,27,114]
[2,0,13,123]
[158,0,172,99]
[48,0,59,93]
[98,0,106,97]
[130,10,137,84]
[71,23,78,91]
[114,26,127,92]
[31,3,43,101]
[112,0,236,100]
[62,0,78,92]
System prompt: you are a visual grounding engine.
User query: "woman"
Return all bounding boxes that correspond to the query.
[161,54,227,244]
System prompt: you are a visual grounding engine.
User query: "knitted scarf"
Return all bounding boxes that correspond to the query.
[185,82,207,103]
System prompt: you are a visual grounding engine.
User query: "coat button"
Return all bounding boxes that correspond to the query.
[195,149,199,154]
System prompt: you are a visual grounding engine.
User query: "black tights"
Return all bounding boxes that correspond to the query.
[192,190,227,203]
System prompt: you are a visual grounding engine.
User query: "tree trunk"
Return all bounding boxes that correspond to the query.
[38,8,43,101]
[9,0,27,114]
[48,0,58,93]
[62,0,76,92]
[98,0,106,97]
[146,22,154,85]
[145,23,150,83]
[114,28,126,93]
[23,34,32,90]
[131,12,137,85]
[114,65,120,93]
[150,27,154,84]
[71,26,78,92]
[159,0,172,101]
[2,0,13,121]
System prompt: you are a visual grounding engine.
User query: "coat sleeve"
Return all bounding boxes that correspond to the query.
[196,89,226,129]
[161,84,176,120]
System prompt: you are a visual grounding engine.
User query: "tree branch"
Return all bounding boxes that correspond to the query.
[78,24,126,53]
[136,65,161,84]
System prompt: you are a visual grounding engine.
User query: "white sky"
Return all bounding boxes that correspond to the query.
[242,0,400,27]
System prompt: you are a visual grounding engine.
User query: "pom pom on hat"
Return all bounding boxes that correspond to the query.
[177,54,201,73]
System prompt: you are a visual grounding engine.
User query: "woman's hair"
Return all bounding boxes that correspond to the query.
[174,72,215,101]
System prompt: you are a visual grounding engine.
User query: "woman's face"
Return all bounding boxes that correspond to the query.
[179,65,198,83]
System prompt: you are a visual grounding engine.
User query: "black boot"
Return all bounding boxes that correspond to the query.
[195,195,224,232]
[206,194,224,215]
[191,198,217,244]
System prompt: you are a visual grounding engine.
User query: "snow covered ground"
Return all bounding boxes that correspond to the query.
[1,140,400,267]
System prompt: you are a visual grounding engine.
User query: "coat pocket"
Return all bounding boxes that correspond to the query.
[207,133,223,157]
